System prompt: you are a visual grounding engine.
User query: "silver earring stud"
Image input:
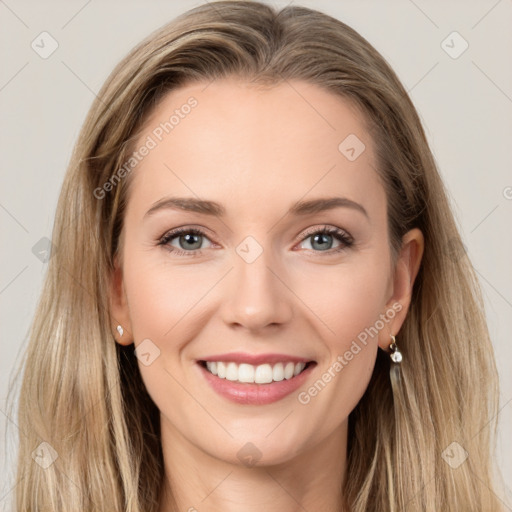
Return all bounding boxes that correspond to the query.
[116,325,124,337]
[389,334,402,363]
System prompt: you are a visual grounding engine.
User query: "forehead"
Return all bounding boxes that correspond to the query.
[128,77,383,219]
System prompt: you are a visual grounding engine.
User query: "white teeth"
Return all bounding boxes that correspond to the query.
[208,361,218,375]
[216,361,226,379]
[272,362,284,382]
[294,362,305,376]
[284,362,295,379]
[238,363,255,383]
[204,360,308,383]
[254,364,273,384]
[226,362,239,381]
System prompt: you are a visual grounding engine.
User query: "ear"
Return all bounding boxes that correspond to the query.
[378,228,424,350]
[109,254,133,346]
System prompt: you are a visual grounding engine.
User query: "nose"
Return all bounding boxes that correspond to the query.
[220,242,294,333]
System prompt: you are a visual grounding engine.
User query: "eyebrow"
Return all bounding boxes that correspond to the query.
[144,196,369,219]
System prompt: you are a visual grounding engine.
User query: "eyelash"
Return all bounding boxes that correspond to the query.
[157,225,354,258]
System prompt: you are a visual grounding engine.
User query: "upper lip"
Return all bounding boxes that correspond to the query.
[198,352,315,366]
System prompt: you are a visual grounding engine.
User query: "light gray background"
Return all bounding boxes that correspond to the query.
[1,0,511,508]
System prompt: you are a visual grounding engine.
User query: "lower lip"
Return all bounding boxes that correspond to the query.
[198,362,316,405]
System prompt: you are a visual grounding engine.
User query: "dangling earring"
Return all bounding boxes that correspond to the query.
[116,325,124,337]
[389,334,402,363]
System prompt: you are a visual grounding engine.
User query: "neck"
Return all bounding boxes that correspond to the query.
[158,417,348,512]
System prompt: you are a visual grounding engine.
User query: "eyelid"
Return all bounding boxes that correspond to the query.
[158,226,216,248]
[158,225,215,242]
[158,224,354,256]
[294,225,353,244]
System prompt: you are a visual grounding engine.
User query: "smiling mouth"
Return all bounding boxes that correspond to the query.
[198,360,316,384]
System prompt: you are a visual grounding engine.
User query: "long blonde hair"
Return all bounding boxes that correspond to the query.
[8,1,503,510]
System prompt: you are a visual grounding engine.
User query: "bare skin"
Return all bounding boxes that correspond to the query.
[110,77,424,512]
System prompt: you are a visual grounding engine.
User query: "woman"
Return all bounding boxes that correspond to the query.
[10,1,504,510]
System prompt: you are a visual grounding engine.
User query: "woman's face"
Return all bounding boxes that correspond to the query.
[111,77,421,467]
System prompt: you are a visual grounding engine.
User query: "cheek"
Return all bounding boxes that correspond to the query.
[123,256,214,342]
[122,256,209,416]
[291,256,390,345]
[292,259,388,421]
[297,341,378,442]
[296,288,381,438]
